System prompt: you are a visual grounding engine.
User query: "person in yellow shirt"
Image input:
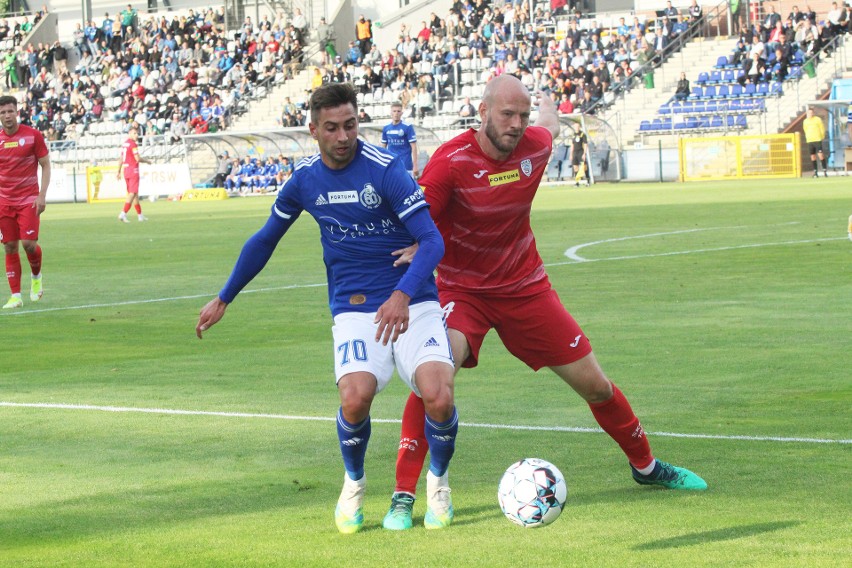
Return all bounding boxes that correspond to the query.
[802,108,828,177]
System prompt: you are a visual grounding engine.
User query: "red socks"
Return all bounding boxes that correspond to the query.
[134,203,142,214]
[5,253,21,294]
[393,383,655,494]
[394,392,428,495]
[26,245,42,277]
[123,203,132,214]
[588,384,654,470]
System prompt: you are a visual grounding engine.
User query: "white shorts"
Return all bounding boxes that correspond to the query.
[331,301,454,396]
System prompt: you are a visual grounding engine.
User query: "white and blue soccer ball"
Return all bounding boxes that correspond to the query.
[497,458,568,528]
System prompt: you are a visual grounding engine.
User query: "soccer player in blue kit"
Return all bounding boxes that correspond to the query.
[196,83,458,534]
[381,102,419,178]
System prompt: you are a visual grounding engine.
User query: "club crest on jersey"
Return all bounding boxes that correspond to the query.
[521,159,532,177]
[359,183,382,209]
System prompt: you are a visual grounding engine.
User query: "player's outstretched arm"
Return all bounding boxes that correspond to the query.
[534,90,560,140]
[196,212,291,338]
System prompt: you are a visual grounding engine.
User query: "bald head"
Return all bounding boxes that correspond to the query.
[483,74,531,107]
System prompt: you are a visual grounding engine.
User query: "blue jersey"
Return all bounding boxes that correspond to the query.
[381,121,417,170]
[273,140,438,316]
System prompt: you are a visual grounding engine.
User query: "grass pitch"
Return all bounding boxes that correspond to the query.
[1,178,850,567]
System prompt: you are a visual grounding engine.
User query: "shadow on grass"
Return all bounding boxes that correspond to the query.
[634,521,802,550]
[0,476,314,546]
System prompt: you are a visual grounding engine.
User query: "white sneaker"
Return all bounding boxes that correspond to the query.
[424,470,453,529]
[118,213,129,223]
[138,215,148,221]
[334,474,366,534]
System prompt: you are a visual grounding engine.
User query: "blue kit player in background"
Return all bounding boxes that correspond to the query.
[381,101,419,178]
[195,83,458,534]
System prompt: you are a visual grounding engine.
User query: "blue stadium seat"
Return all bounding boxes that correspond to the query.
[659,103,671,115]
[704,100,717,112]
[736,114,748,128]
[702,85,716,99]
[716,85,729,98]
[685,101,698,113]
[696,72,709,85]
[757,82,769,96]
[744,83,757,97]
[789,66,802,79]
[722,69,735,83]
[651,118,663,130]
[730,84,744,97]
[711,115,723,128]
[726,115,736,127]
[708,71,722,84]
[690,86,703,99]
[770,81,783,96]
[639,120,652,131]
[715,55,729,68]
[678,101,692,113]
[728,99,742,111]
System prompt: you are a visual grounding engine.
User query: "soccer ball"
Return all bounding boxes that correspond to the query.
[497,458,567,528]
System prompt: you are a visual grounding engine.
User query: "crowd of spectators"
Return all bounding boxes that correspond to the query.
[295,0,710,122]
[730,2,850,87]
[1,4,312,146]
[4,0,848,152]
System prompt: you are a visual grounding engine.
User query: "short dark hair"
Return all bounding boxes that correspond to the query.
[0,95,18,108]
[309,83,357,124]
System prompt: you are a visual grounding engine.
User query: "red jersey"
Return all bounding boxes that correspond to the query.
[0,124,49,206]
[419,125,553,295]
[121,138,140,177]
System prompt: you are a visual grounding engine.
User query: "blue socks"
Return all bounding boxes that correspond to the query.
[425,406,458,477]
[337,407,371,481]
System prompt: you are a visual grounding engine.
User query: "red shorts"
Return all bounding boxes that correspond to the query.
[125,174,140,194]
[439,288,593,371]
[0,203,40,243]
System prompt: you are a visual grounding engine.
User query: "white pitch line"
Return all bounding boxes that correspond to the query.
[0,283,327,316]
[1,402,849,445]
[3,233,841,316]
[550,236,845,267]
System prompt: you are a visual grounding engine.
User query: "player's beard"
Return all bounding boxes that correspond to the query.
[484,119,521,155]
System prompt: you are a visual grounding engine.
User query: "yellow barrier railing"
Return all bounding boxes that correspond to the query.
[679,134,801,181]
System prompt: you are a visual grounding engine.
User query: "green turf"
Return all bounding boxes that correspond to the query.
[1,179,850,567]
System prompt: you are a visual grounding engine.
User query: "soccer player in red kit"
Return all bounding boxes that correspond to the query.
[0,95,51,309]
[116,125,149,222]
[381,75,707,531]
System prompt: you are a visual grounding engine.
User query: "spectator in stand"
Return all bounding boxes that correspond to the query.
[763,4,782,36]
[455,96,477,126]
[690,0,704,26]
[674,71,690,101]
[557,92,574,114]
[663,1,679,23]
[356,14,373,56]
[358,108,372,123]
[346,41,363,65]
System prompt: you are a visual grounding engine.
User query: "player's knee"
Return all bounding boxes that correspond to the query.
[423,389,454,422]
